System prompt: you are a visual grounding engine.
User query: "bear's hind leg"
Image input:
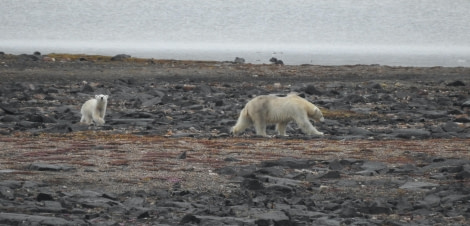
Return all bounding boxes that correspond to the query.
[276,122,288,136]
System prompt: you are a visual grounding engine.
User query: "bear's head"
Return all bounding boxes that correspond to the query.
[95,94,109,102]
[312,107,325,123]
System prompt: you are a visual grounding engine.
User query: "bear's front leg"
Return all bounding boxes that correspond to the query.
[253,120,268,137]
[92,112,105,126]
[295,117,323,136]
[94,118,105,126]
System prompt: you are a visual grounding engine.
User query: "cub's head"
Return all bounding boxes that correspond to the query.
[95,94,109,102]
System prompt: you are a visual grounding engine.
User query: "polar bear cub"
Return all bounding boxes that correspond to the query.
[80,94,109,125]
[231,93,324,136]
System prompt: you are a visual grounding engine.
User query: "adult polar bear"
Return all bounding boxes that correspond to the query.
[231,93,324,136]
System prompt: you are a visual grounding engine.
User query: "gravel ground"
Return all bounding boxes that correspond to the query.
[0,53,470,225]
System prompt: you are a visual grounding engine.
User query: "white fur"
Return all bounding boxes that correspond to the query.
[231,93,324,136]
[80,94,108,125]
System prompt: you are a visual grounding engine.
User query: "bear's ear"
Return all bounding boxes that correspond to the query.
[95,95,99,99]
[105,95,109,99]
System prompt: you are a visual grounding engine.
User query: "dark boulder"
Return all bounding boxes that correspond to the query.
[111,54,131,61]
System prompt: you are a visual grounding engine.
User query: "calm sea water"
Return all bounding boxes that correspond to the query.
[1,0,469,66]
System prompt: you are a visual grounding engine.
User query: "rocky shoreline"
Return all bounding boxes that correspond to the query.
[0,53,470,225]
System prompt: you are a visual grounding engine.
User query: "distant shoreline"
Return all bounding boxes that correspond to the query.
[2,52,470,85]
[1,51,469,68]
[1,40,470,67]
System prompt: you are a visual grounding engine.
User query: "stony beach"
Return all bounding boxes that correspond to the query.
[1,52,470,225]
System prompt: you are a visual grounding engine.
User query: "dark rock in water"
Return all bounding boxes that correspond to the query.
[234,57,245,64]
[446,80,465,86]
[111,54,131,61]
[19,54,40,61]
[269,57,284,65]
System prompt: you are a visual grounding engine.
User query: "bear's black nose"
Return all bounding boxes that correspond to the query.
[101,97,103,100]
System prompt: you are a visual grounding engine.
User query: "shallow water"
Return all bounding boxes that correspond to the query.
[1,0,469,66]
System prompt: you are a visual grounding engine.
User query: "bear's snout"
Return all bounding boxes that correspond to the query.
[319,117,325,122]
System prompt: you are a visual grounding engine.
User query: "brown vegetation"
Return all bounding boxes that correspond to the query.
[1,132,469,193]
